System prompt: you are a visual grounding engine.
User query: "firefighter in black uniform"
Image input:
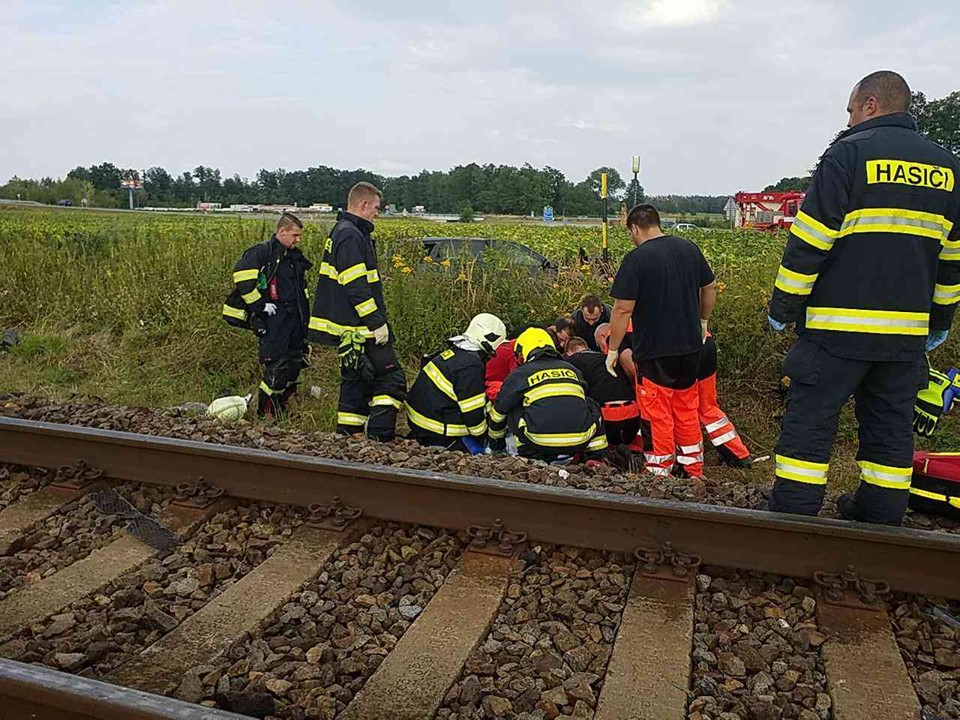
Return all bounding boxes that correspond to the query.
[308,182,406,441]
[488,328,608,463]
[768,71,960,524]
[406,313,507,452]
[223,213,312,419]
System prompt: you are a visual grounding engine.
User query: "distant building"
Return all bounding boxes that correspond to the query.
[197,202,222,211]
[308,203,334,213]
[413,205,426,214]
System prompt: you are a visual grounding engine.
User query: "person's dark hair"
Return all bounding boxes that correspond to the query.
[555,316,576,334]
[277,212,303,231]
[580,294,603,312]
[854,71,911,113]
[626,204,661,231]
[565,337,588,353]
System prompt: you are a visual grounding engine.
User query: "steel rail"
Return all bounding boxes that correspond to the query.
[1,416,959,598]
[0,657,245,720]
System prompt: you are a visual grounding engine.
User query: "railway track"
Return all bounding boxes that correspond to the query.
[0,416,958,719]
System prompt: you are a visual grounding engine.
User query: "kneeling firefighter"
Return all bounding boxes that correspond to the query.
[488,328,608,462]
[223,213,312,419]
[406,313,508,452]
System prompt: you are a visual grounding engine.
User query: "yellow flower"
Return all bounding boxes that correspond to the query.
[423,256,434,264]
[457,271,467,281]
[440,259,451,268]
[401,266,413,274]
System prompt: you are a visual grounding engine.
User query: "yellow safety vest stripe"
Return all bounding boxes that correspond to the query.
[805,307,928,336]
[233,269,259,283]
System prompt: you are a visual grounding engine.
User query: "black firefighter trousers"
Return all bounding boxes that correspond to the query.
[258,308,306,418]
[770,339,926,525]
[336,340,407,441]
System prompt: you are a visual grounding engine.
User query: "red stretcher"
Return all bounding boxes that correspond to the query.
[911,451,960,518]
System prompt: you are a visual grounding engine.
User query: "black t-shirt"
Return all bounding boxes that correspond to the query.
[567,351,635,404]
[610,235,714,362]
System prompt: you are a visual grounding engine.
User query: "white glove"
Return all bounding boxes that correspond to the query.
[263,303,277,316]
[373,324,390,345]
[700,319,708,343]
[605,350,619,377]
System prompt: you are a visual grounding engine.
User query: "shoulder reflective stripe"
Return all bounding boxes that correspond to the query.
[468,420,488,436]
[233,269,259,283]
[458,393,487,413]
[775,454,828,485]
[704,416,730,433]
[523,383,585,405]
[406,405,468,436]
[488,406,507,423]
[523,428,594,447]
[337,412,368,427]
[371,395,402,409]
[367,269,380,283]
[338,263,368,285]
[355,298,378,317]
[424,363,457,402]
[805,307,929,336]
[241,289,262,304]
[791,211,838,251]
[774,265,817,296]
[933,283,960,306]
[858,460,911,490]
[318,262,338,279]
[711,429,739,446]
[309,317,374,338]
[839,208,952,242]
[222,304,248,321]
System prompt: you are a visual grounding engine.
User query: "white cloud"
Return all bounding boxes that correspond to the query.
[638,0,725,26]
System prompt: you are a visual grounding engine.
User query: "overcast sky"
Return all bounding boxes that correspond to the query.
[2,0,958,194]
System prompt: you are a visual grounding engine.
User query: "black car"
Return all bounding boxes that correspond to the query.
[417,237,556,274]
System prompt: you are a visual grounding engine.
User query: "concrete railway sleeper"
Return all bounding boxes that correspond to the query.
[0,430,956,716]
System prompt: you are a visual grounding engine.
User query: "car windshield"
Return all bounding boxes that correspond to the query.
[490,241,544,267]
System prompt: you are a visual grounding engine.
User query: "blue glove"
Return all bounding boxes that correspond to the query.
[926,330,949,353]
[461,437,486,455]
[768,315,787,332]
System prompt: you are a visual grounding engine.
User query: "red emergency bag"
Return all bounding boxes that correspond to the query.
[911,451,960,519]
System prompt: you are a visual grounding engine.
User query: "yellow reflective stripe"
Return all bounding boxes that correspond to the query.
[309,317,374,339]
[488,406,507,423]
[523,427,595,447]
[775,454,828,485]
[940,240,960,262]
[524,382,585,405]
[222,304,248,321]
[339,263,368,285]
[839,208,952,242]
[458,393,487,414]
[910,487,946,501]
[488,427,506,439]
[859,460,912,490]
[241,289,262,304]
[233,269,259,283]
[774,265,817,296]
[933,283,960,306]
[790,210,838,251]
[318,262,338,280]
[406,405,468,436]
[355,298,378,317]
[805,307,928,336]
[371,395,402,409]
[424,363,457,402]
[367,269,380,283]
[586,431,608,451]
[468,420,488,436]
[337,412,367,427]
[259,381,274,395]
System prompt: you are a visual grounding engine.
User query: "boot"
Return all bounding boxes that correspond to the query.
[257,389,275,421]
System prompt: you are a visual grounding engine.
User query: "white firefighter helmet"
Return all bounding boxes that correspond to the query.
[206,394,251,423]
[464,313,507,356]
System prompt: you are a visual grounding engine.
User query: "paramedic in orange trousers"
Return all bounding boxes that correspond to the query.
[606,204,717,478]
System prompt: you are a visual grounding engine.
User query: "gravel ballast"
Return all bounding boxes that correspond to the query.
[891,596,960,719]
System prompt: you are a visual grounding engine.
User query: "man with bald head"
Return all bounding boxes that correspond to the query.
[767,71,960,525]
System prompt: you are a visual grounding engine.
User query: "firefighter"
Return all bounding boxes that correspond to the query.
[488,328,608,463]
[308,182,406,441]
[607,204,718,479]
[406,313,507,452]
[767,71,960,525]
[564,336,641,450]
[224,212,312,419]
[698,335,753,467]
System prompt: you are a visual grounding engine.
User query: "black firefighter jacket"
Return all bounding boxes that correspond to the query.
[770,113,960,361]
[406,345,488,439]
[309,212,387,345]
[488,353,607,453]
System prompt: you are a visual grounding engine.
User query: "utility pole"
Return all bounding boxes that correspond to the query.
[601,172,609,263]
[631,155,641,208]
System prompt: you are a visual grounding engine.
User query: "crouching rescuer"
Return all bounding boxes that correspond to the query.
[309,182,406,440]
[223,212,312,419]
[488,328,608,463]
[406,313,508,452]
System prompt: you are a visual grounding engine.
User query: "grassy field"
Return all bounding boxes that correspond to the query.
[1,206,957,490]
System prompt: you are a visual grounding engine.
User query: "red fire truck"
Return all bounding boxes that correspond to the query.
[733,191,805,231]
